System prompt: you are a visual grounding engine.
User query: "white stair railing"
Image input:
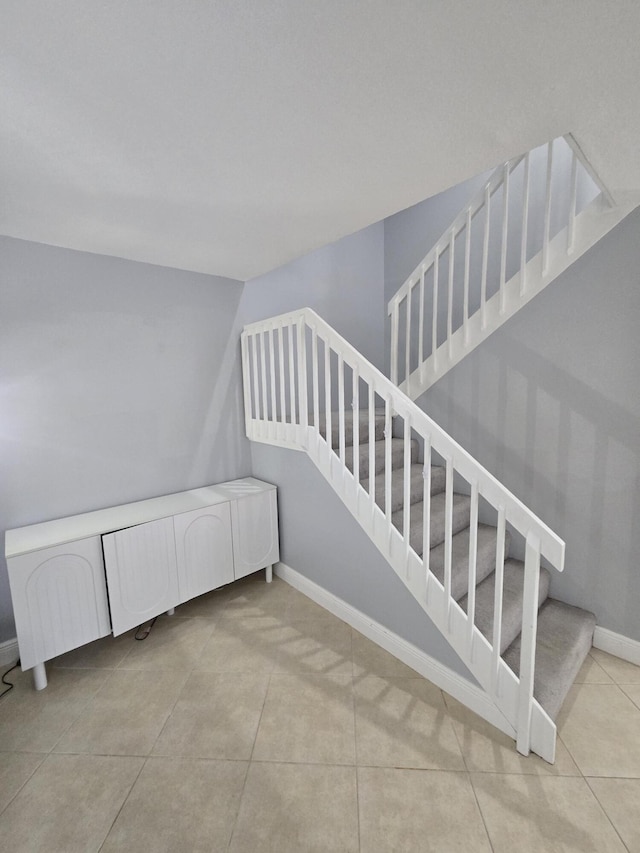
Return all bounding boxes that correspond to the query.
[388,134,631,399]
[242,307,565,762]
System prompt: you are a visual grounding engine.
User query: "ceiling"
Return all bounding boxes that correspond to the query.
[2,1,640,281]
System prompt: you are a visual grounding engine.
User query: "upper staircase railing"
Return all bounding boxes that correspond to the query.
[388,134,622,399]
[242,307,565,761]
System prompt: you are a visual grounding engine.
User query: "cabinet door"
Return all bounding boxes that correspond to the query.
[174,504,234,603]
[231,489,279,580]
[102,517,179,636]
[7,537,110,670]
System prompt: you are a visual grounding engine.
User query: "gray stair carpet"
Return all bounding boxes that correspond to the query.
[393,492,471,553]
[325,409,596,724]
[346,437,418,479]
[459,560,551,655]
[503,599,596,720]
[319,409,386,446]
[430,525,512,602]
[363,463,446,513]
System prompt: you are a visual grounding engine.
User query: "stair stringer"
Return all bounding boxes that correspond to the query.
[399,196,639,401]
[301,425,557,763]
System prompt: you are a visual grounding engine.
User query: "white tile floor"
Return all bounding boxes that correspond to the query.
[1,573,639,852]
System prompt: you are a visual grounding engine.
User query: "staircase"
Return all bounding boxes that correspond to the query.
[240,135,638,763]
[388,134,638,400]
[332,407,595,723]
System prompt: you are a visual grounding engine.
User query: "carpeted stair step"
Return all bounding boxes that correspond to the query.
[459,559,551,654]
[318,409,386,446]
[392,492,471,553]
[429,524,511,601]
[502,598,596,720]
[347,438,418,479]
[363,464,446,513]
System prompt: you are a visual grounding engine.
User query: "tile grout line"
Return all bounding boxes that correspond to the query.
[467,769,498,853]
[583,777,633,853]
[226,666,274,851]
[443,687,496,853]
[0,752,47,819]
[349,628,362,853]
[45,667,114,755]
[96,755,149,853]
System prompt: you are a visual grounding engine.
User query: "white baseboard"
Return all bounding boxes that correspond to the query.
[0,638,19,668]
[274,561,516,740]
[593,626,640,666]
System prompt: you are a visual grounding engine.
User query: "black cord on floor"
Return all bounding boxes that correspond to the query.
[0,659,20,700]
[134,616,158,641]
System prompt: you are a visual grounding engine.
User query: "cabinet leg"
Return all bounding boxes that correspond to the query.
[265,564,273,583]
[166,607,175,616]
[32,662,47,691]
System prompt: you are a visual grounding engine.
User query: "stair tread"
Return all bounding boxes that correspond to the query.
[392,492,471,552]
[362,464,446,513]
[503,598,596,720]
[460,559,551,654]
[429,524,510,600]
[319,409,386,445]
[347,438,418,478]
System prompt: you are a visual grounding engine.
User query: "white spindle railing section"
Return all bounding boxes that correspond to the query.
[388,134,614,400]
[242,306,565,761]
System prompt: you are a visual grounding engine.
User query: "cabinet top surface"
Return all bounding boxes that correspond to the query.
[6,477,276,558]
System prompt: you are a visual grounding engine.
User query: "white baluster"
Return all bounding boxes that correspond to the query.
[463,211,471,345]
[384,399,393,536]
[403,414,412,576]
[500,164,509,315]
[324,339,332,457]
[481,186,490,329]
[422,437,432,596]
[268,325,277,439]
[352,367,360,489]
[520,152,530,296]
[517,532,542,756]
[278,325,286,429]
[444,457,454,622]
[311,325,319,434]
[467,481,479,654]
[491,506,506,697]
[259,331,269,433]
[390,302,399,386]
[418,267,425,382]
[288,324,297,425]
[338,353,346,466]
[432,256,439,365]
[297,318,308,437]
[542,140,554,275]
[447,228,455,358]
[568,149,578,255]
[405,290,412,388]
[368,384,376,520]
[250,333,260,431]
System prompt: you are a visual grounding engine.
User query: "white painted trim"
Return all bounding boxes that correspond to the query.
[0,638,19,668]
[275,561,516,740]
[593,626,640,667]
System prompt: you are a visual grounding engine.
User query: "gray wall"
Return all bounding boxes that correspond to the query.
[384,171,490,307]
[243,221,471,676]
[398,207,640,642]
[0,236,250,642]
[242,222,387,373]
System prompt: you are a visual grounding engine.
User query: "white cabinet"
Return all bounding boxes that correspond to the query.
[231,489,279,579]
[103,517,180,636]
[6,478,278,689]
[6,537,110,671]
[174,504,234,603]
